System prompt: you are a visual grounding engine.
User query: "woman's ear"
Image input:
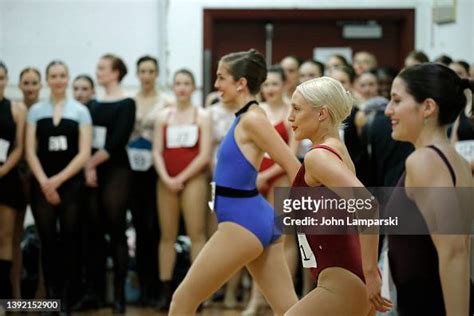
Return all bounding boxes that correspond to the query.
[422,98,438,119]
[113,69,121,82]
[318,105,330,122]
[237,77,248,92]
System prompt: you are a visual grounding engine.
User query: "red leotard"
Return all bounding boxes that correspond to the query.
[259,121,290,195]
[162,108,200,177]
[292,144,365,283]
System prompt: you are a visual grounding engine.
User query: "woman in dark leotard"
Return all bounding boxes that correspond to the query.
[385,63,473,316]
[0,62,27,299]
[71,74,98,309]
[12,67,43,299]
[25,60,92,311]
[19,67,42,109]
[285,77,391,316]
[128,56,165,307]
[169,49,300,316]
[83,54,136,314]
[73,74,95,106]
[152,69,212,309]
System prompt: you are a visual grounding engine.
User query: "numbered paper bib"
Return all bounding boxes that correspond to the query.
[208,181,216,212]
[455,140,474,162]
[0,138,10,163]
[48,136,68,151]
[127,148,153,171]
[297,233,317,268]
[166,125,198,148]
[92,126,107,149]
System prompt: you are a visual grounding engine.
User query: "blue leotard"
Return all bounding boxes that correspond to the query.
[213,101,281,247]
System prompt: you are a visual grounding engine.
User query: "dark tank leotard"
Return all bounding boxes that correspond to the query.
[291,144,365,283]
[387,145,457,316]
[0,98,25,211]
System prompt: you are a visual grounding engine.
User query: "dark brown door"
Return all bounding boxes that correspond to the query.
[203,9,414,97]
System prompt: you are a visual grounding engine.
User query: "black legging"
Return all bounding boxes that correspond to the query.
[130,168,160,300]
[86,165,132,302]
[31,177,82,299]
[82,185,105,299]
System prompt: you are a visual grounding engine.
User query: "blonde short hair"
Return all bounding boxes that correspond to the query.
[296,76,353,127]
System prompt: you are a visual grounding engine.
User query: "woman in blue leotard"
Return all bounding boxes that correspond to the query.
[169,49,300,315]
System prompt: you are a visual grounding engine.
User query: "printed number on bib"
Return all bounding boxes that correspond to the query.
[455,140,474,162]
[0,138,10,163]
[92,126,107,149]
[48,136,68,152]
[297,233,317,268]
[208,181,216,212]
[127,148,153,171]
[167,125,198,148]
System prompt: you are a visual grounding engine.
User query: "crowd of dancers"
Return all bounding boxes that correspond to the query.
[0,47,473,316]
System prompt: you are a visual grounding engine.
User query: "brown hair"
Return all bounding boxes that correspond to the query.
[220,49,267,95]
[101,54,128,82]
[398,63,473,125]
[20,67,41,82]
[173,69,195,86]
[137,55,159,73]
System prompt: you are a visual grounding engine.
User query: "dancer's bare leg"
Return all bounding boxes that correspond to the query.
[157,180,180,282]
[169,222,263,315]
[246,237,298,316]
[243,176,296,315]
[180,173,208,261]
[223,270,242,308]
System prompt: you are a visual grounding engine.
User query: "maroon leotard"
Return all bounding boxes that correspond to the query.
[291,144,365,283]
